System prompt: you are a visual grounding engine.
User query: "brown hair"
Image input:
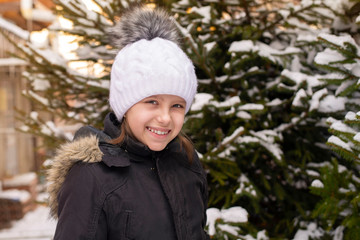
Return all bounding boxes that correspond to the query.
[110,118,195,163]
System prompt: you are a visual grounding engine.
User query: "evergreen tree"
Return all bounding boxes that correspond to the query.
[4,0,128,150]
[174,0,357,239]
[2,0,359,239]
[310,30,360,240]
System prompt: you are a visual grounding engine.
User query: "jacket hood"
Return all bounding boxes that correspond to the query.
[47,134,103,218]
[47,112,152,218]
[47,113,119,218]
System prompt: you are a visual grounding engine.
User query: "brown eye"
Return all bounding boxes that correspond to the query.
[173,104,184,108]
[146,100,158,105]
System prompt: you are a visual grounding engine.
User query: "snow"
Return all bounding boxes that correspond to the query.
[240,230,269,240]
[34,48,67,67]
[32,79,51,91]
[215,75,228,83]
[260,140,283,162]
[318,33,358,53]
[236,111,252,119]
[222,127,244,146]
[229,40,254,52]
[190,6,212,23]
[206,207,248,236]
[309,88,327,112]
[0,189,30,202]
[336,80,355,96]
[292,89,307,107]
[2,172,37,188]
[297,33,318,42]
[212,126,244,155]
[281,69,323,89]
[0,58,27,66]
[246,130,283,162]
[0,17,29,39]
[307,170,320,177]
[191,93,213,111]
[25,90,49,106]
[175,0,190,5]
[318,95,346,113]
[328,135,352,152]
[191,94,241,111]
[30,111,38,120]
[238,136,260,144]
[42,121,72,139]
[204,42,217,53]
[293,222,324,240]
[351,65,360,77]
[322,0,351,13]
[236,174,257,196]
[330,121,357,134]
[266,98,282,107]
[314,48,344,65]
[30,30,50,49]
[337,164,347,173]
[212,96,241,108]
[311,179,324,188]
[221,207,248,223]
[345,111,356,121]
[0,206,56,239]
[229,40,301,64]
[238,104,264,111]
[354,133,360,142]
[217,224,239,236]
[19,125,30,132]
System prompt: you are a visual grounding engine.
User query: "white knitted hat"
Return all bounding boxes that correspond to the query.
[109,6,197,120]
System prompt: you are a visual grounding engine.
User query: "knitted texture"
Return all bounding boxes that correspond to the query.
[108,5,197,120]
[109,38,197,121]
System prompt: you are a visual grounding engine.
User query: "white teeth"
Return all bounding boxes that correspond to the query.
[147,127,169,135]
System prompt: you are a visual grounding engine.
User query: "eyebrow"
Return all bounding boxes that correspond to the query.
[144,95,186,105]
[147,95,160,99]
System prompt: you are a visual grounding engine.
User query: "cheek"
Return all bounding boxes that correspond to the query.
[126,111,144,133]
[173,113,185,130]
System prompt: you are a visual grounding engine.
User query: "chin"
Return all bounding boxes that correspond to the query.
[148,144,167,152]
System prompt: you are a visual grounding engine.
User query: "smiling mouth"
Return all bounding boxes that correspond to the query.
[146,127,171,135]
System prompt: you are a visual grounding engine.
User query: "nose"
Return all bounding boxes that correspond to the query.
[156,107,171,125]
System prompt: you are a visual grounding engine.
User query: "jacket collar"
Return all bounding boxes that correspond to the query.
[103,112,121,139]
[101,112,153,166]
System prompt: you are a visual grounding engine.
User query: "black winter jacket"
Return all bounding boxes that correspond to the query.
[47,113,210,240]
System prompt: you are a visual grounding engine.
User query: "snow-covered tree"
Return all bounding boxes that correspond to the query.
[310,30,360,240]
[8,0,126,150]
[4,0,360,239]
[175,0,359,239]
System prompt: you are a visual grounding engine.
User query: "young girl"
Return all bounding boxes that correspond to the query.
[47,5,210,240]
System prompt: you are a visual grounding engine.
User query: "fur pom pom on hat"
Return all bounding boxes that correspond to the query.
[109,5,197,120]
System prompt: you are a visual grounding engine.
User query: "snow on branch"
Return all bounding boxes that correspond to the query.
[206,207,248,237]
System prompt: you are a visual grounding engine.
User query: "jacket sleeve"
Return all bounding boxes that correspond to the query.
[54,162,106,240]
[202,170,211,240]
[193,152,211,240]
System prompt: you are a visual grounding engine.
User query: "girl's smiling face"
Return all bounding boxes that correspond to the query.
[125,94,186,151]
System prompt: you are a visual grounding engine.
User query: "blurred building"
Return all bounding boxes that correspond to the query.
[0,0,54,178]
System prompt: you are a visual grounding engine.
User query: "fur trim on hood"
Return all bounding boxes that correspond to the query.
[47,135,103,219]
